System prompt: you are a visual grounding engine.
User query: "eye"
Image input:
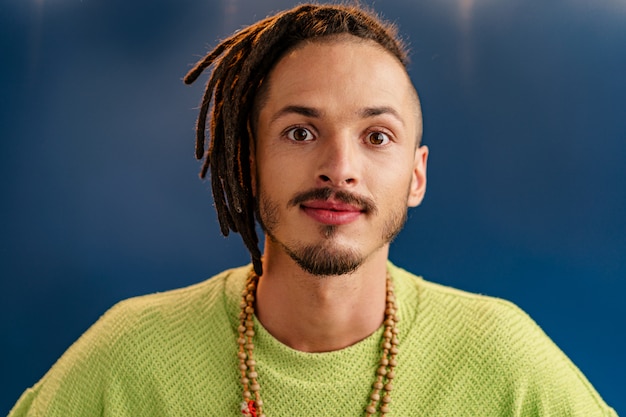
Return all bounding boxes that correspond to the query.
[286,127,314,142]
[366,131,390,146]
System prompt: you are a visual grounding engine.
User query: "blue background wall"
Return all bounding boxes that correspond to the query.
[1,0,624,414]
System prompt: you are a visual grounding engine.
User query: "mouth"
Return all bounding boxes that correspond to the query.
[300,199,364,226]
[288,187,376,226]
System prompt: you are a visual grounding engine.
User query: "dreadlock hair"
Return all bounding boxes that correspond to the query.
[183,3,410,276]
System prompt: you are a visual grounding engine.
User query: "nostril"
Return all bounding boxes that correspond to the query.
[318,174,356,185]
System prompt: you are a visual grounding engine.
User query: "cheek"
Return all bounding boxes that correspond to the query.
[382,185,411,212]
[370,162,414,198]
[258,151,308,190]
[256,164,294,203]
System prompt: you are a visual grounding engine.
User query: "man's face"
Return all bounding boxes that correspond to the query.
[253,36,428,276]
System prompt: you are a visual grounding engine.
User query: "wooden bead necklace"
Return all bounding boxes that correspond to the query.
[237,269,400,417]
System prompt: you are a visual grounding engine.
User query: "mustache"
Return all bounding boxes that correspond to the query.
[288,187,377,214]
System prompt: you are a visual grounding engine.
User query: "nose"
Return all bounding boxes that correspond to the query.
[316,132,360,187]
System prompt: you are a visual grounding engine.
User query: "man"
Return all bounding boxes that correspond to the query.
[9,3,617,417]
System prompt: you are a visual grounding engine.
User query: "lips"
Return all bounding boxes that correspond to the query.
[300,199,363,225]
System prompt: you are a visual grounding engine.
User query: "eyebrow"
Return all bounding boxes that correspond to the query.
[270,104,405,125]
[359,106,405,126]
[270,106,321,124]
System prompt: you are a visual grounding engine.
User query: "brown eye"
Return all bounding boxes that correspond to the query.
[367,131,390,145]
[287,127,314,142]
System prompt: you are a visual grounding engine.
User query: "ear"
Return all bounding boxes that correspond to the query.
[407,145,428,207]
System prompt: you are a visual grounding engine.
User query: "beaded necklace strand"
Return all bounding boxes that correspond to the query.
[237,269,400,417]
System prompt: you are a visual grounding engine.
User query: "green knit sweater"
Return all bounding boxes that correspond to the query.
[10,263,617,416]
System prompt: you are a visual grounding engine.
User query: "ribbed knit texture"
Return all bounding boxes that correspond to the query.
[10,263,617,416]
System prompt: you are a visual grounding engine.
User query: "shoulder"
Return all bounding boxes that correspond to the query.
[9,265,251,417]
[103,265,246,328]
[391,261,570,368]
[390,261,529,333]
[81,264,250,373]
[389,262,617,416]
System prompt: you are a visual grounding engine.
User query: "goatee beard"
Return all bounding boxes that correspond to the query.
[279,239,363,276]
[257,186,407,277]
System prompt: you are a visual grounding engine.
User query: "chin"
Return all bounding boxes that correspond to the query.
[284,240,364,276]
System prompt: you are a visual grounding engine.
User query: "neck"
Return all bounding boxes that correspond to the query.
[255,242,390,352]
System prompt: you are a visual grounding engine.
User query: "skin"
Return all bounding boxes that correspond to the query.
[251,35,428,352]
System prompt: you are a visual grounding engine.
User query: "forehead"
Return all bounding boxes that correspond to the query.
[258,36,420,129]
